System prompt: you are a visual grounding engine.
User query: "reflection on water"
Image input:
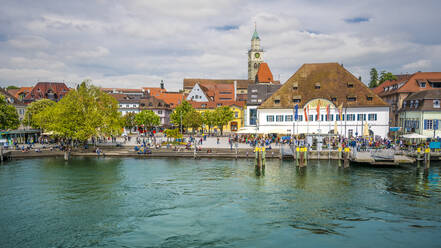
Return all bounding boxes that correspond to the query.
[0,157,440,247]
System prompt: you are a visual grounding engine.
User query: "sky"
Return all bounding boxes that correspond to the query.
[0,0,440,91]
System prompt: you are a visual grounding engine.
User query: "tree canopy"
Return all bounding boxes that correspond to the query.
[369,68,378,88]
[41,81,122,141]
[214,106,234,135]
[202,111,216,133]
[6,86,19,90]
[135,110,160,129]
[183,110,202,133]
[170,100,193,130]
[379,71,398,84]
[23,99,55,129]
[0,95,20,130]
[124,112,137,133]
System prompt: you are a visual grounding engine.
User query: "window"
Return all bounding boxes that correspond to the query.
[276,115,283,122]
[293,86,298,90]
[274,99,280,104]
[251,95,257,98]
[309,115,314,121]
[434,100,440,108]
[315,83,320,89]
[331,97,337,102]
[201,104,206,108]
[235,112,238,118]
[126,104,129,108]
[424,120,433,130]
[219,98,232,100]
[251,89,258,93]
[267,115,274,122]
[251,99,257,103]
[285,115,293,121]
[217,103,222,107]
[296,115,303,121]
[357,114,366,121]
[336,114,341,121]
[292,98,301,103]
[348,129,353,137]
[347,83,354,88]
[368,113,377,121]
[420,82,426,88]
[367,96,373,101]
[347,97,357,102]
[220,92,232,94]
[325,114,333,121]
[346,114,355,121]
[415,100,419,108]
[157,110,162,114]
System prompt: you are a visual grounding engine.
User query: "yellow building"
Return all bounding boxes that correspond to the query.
[191,103,244,133]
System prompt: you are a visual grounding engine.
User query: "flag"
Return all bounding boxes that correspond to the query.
[338,103,343,120]
[316,100,320,120]
[304,105,308,121]
[326,104,330,121]
[294,104,299,121]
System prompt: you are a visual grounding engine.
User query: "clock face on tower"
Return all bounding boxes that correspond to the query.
[254,53,260,59]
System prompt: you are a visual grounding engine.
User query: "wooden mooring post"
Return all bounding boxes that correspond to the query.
[424,147,430,170]
[343,147,350,168]
[254,147,265,175]
[296,146,300,165]
[338,147,342,167]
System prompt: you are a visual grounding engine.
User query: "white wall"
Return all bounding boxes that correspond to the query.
[257,107,390,137]
[186,83,208,102]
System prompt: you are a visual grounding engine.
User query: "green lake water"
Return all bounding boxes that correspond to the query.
[0,157,440,247]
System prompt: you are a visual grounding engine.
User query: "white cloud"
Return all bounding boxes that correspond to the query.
[402,59,431,71]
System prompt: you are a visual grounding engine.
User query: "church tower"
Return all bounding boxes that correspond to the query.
[248,25,264,81]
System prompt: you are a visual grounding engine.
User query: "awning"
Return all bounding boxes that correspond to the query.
[400,133,429,139]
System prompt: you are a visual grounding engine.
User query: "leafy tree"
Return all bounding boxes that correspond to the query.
[42,81,123,159]
[170,100,194,132]
[164,128,183,141]
[183,110,202,134]
[202,111,216,134]
[214,106,234,135]
[124,112,137,133]
[0,95,20,130]
[6,86,19,90]
[379,71,397,84]
[23,99,55,129]
[369,68,378,88]
[135,110,160,130]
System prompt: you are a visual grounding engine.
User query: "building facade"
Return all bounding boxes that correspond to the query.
[399,89,441,138]
[257,63,390,137]
[373,72,441,127]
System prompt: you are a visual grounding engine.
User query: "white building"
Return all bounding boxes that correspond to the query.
[257,63,390,138]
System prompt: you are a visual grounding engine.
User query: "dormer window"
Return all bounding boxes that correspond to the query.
[292,82,298,90]
[315,83,320,89]
[366,96,373,101]
[274,99,280,104]
[331,97,337,102]
[347,83,354,88]
[420,82,426,88]
[434,100,440,108]
[347,96,357,102]
[415,100,419,108]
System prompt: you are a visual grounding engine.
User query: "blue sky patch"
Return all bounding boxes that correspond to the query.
[214,25,239,31]
[344,17,370,23]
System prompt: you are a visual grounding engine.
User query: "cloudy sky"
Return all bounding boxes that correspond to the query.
[0,0,440,90]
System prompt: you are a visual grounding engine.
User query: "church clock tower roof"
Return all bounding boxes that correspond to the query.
[251,30,260,40]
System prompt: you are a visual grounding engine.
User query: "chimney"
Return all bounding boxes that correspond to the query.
[160,80,164,90]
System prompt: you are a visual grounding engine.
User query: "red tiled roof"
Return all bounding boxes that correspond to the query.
[155,92,184,108]
[256,63,274,83]
[374,72,441,96]
[142,87,166,96]
[13,86,33,99]
[102,88,143,93]
[23,82,69,102]
[189,100,245,109]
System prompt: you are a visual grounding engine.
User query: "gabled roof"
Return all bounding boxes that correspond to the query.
[142,87,166,96]
[256,63,274,83]
[373,72,441,96]
[259,63,388,109]
[0,88,25,106]
[154,92,184,108]
[23,82,69,102]
[405,89,441,101]
[189,100,245,109]
[183,79,256,90]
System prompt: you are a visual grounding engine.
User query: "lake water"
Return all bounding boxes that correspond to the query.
[0,157,440,247]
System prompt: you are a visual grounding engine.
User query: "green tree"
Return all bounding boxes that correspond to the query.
[23,99,56,129]
[164,128,183,141]
[124,112,137,133]
[6,86,19,90]
[170,100,194,132]
[183,110,202,134]
[369,68,378,88]
[135,110,160,130]
[379,71,397,84]
[202,111,216,134]
[214,106,234,135]
[42,81,123,159]
[0,95,20,130]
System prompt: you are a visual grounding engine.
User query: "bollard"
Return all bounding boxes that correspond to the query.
[304,147,308,166]
[417,147,421,168]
